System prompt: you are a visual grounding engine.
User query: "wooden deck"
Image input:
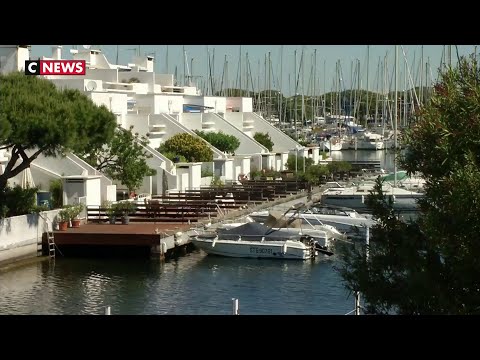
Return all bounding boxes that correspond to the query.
[51,223,193,246]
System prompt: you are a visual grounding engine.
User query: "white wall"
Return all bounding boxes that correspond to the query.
[224,112,244,129]
[262,154,276,171]
[49,78,86,91]
[86,178,101,206]
[250,154,263,172]
[90,92,127,115]
[277,153,289,171]
[29,166,60,192]
[164,95,184,115]
[0,45,29,74]
[224,160,234,182]
[124,114,150,137]
[233,157,251,180]
[133,95,155,114]
[106,185,117,202]
[206,113,268,154]
[86,68,118,82]
[204,97,226,114]
[243,113,303,153]
[27,151,86,178]
[190,163,202,190]
[118,71,155,86]
[155,74,174,87]
[0,46,18,74]
[175,166,190,192]
[241,98,253,112]
[310,147,320,164]
[0,210,60,265]
[130,83,149,95]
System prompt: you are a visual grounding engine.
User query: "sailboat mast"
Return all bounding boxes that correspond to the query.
[394,45,398,188]
[366,45,370,127]
[294,50,298,140]
[323,59,326,120]
[313,49,317,124]
[279,45,284,124]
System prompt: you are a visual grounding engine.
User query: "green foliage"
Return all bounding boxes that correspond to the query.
[249,167,262,180]
[285,155,314,172]
[0,185,38,218]
[80,125,156,193]
[117,201,137,215]
[161,151,187,163]
[158,133,213,162]
[319,151,328,160]
[31,204,50,214]
[303,164,330,185]
[253,132,274,152]
[297,139,310,147]
[103,201,122,218]
[194,130,240,154]
[49,179,63,209]
[201,169,214,177]
[0,72,117,190]
[210,175,224,187]
[57,208,70,222]
[339,177,432,314]
[327,161,352,174]
[339,54,480,314]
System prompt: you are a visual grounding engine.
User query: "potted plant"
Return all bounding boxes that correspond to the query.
[119,201,136,225]
[105,202,120,224]
[57,208,70,231]
[70,203,84,228]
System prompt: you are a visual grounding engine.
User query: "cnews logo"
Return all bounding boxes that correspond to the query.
[25,60,86,75]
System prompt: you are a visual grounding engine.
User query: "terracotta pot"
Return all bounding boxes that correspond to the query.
[59,221,68,231]
[71,219,81,228]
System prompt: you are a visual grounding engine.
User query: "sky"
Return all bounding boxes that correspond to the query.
[30,45,479,96]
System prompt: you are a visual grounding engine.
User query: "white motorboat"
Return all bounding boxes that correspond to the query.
[218,214,346,242]
[250,205,376,238]
[321,181,423,213]
[190,222,333,260]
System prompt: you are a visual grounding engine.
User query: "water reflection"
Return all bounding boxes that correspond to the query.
[0,250,353,315]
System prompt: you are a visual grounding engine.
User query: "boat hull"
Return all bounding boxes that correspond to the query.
[190,238,312,260]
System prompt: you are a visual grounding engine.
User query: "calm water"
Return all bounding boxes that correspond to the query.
[0,250,354,315]
[0,150,394,316]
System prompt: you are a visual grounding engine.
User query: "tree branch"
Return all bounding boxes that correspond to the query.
[7,145,48,179]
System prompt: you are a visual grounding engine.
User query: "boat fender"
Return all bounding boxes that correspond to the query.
[282,243,288,254]
[174,231,183,246]
[361,195,365,204]
[212,238,217,248]
[161,242,167,254]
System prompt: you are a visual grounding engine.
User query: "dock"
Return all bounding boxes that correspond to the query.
[43,179,343,261]
[45,222,194,260]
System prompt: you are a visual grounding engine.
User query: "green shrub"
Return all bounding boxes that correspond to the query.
[49,179,63,209]
[0,185,38,218]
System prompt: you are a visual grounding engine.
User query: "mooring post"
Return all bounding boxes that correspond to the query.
[365,226,370,261]
[105,306,111,315]
[232,298,239,315]
[354,292,360,315]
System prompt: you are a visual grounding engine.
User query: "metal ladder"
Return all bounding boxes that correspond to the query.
[38,213,56,258]
[47,226,55,258]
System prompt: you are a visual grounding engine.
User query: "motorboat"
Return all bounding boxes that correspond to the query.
[250,204,376,238]
[320,181,423,213]
[190,222,333,260]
